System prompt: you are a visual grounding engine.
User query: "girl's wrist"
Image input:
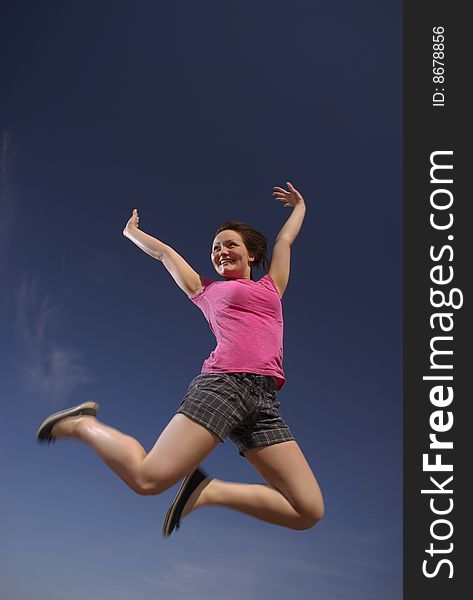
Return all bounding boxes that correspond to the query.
[125,225,138,239]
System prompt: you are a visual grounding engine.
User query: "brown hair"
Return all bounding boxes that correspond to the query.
[214,220,269,280]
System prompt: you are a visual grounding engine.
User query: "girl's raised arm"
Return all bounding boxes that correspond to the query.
[268,182,307,298]
[123,209,203,298]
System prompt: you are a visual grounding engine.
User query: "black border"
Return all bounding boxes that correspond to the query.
[404,1,469,597]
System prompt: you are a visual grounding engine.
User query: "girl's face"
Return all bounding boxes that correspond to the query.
[211,230,254,279]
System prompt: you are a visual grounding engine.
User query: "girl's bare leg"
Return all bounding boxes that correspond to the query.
[181,441,324,530]
[51,413,220,495]
[52,417,323,530]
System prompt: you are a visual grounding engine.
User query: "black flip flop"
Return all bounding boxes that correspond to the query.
[36,401,100,444]
[162,468,209,538]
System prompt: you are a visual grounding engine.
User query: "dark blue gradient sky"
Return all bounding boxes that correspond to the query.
[1,1,402,598]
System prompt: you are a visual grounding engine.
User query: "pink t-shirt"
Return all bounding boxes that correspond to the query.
[190,274,285,388]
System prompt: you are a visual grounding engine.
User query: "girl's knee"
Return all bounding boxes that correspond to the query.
[298,508,324,530]
[293,497,325,530]
[133,466,179,496]
[132,481,164,496]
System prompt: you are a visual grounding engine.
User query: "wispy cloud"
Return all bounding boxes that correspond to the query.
[127,516,399,600]
[16,274,57,349]
[15,271,93,405]
[139,555,382,600]
[140,559,249,600]
[25,345,93,403]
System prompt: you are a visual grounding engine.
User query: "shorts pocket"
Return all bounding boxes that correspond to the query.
[262,387,279,406]
[193,374,227,391]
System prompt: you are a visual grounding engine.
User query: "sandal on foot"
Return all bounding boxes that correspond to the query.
[162,467,209,538]
[36,401,100,444]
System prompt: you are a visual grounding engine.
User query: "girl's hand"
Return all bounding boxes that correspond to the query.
[272,181,305,208]
[123,208,140,238]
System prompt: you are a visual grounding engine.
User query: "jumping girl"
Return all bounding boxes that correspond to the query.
[37,181,324,537]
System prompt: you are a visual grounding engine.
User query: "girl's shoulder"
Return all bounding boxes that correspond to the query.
[256,273,279,294]
[190,274,278,300]
[188,275,219,300]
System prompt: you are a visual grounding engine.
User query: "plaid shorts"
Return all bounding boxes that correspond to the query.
[177,372,294,455]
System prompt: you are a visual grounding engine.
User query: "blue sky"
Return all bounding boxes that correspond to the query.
[1,1,402,598]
